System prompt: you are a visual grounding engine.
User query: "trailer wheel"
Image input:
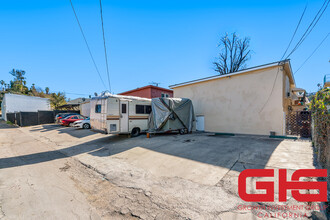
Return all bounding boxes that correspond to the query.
[131,128,141,137]
[179,128,185,135]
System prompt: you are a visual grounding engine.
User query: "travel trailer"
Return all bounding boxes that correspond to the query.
[90,93,151,136]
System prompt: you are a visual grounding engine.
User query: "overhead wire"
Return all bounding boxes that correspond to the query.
[285,0,330,59]
[99,0,112,93]
[259,3,310,113]
[64,92,91,96]
[258,62,283,113]
[260,1,329,113]
[294,32,330,75]
[281,3,308,60]
[69,0,107,90]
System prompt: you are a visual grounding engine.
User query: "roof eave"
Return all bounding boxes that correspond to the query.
[169,60,294,89]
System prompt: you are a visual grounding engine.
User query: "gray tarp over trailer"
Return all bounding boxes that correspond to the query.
[148,98,195,133]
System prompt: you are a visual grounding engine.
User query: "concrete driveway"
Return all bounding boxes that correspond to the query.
[1,123,321,219]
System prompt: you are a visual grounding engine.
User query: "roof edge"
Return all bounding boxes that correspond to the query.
[118,85,173,95]
[5,93,50,101]
[169,60,293,89]
[92,93,151,101]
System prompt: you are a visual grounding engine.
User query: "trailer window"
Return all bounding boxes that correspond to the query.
[136,105,152,114]
[95,104,102,113]
[121,104,127,113]
[136,105,144,114]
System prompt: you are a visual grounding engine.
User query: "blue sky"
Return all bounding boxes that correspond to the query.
[1,0,329,99]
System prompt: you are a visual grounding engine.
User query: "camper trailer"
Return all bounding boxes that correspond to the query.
[90,94,151,136]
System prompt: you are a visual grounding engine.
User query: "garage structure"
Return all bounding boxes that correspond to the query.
[170,60,306,136]
[1,93,51,121]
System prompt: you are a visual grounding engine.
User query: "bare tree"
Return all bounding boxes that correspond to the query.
[214,33,251,75]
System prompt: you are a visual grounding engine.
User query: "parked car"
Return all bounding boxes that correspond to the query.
[73,117,90,129]
[55,113,79,123]
[60,115,85,126]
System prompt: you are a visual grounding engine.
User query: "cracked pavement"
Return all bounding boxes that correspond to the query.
[0,122,323,219]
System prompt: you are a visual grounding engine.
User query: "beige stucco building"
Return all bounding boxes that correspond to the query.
[170,60,305,136]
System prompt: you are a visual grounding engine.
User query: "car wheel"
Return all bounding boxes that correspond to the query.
[83,123,90,129]
[131,128,140,137]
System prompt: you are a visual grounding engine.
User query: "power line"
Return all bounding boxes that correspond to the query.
[261,1,329,113]
[69,0,107,90]
[64,92,91,96]
[258,62,283,113]
[286,0,329,58]
[99,0,112,93]
[262,4,308,113]
[281,4,308,60]
[285,0,330,59]
[294,32,330,75]
[294,0,330,50]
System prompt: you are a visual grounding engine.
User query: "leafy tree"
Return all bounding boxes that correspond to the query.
[0,80,5,91]
[0,69,67,110]
[50,92,67,109]
[214,33,251,75]
[9,69,28,93]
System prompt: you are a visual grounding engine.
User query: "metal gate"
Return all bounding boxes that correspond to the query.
[285,110,311,138]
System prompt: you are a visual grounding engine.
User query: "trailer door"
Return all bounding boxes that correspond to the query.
[120,101,129,133]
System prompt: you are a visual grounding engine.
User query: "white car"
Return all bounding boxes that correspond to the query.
[73,117,91,129]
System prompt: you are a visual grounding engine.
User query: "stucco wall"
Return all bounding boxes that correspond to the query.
[173,67,285,135]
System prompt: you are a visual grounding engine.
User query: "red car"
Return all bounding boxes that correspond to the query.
[61,115,85,126]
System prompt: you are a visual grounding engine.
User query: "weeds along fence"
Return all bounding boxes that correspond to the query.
[310,88,329,211]
[310,88,329,168]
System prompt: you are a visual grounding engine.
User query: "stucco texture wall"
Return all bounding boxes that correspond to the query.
[173,67,285,135]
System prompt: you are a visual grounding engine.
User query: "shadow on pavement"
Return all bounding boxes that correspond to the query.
[0,128,283,174]
[29,124,95,138]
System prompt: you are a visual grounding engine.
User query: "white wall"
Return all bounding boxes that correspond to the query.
[80,102,91,117]
[2,94,51,121]
[90,98,108,132]
[173,67,286,135]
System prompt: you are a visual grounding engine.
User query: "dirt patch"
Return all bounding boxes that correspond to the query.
[65,160,184,220]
